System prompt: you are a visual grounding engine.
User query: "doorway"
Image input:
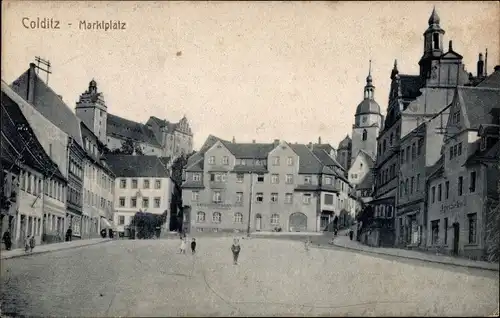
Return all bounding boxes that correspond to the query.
[320,215,329,231]
[255,214,262,231]
[452,222,460,255]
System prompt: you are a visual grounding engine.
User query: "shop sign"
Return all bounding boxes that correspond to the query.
[440,201,465,214]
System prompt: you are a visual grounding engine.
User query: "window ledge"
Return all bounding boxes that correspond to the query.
[464,243,479,248]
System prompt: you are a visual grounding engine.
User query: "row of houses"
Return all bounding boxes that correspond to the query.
[354,8,500,261]
[1,62,180,248]
[180,136,363,234]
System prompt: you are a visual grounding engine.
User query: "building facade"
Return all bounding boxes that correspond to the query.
[106,155,173,235]
[182,137,353,234]
[1,83,67,248]
[80,122,116,238]
[426,84,500,259]
[66,138,85,238]
[336,135,352,173]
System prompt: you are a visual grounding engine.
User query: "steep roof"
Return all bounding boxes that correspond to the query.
[107,114,161,147]
[10,66,83,147]
[79,121,115,176]
[357,149,376,166]
[464,140,500,166]
[456,86,500,130]
[398,75,424,100]
[148,116,178,133]
[338,135,351,149]
[221,141,275,159]
[1,85,66,181]
[105,155,170,178]
[477,69,500,89]
[312,148,344,170]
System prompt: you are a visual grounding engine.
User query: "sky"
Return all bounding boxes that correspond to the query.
[2,1,499,150]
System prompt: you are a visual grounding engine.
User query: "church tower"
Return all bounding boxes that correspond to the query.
[75,79,108,145]
[351,60,383,165]
[418,7,445,79]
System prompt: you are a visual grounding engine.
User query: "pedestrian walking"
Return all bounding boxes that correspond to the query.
[24,235,30,253]
[231,238,241,265]
[2,229,12,251]
[29,235,36,252]
[349,229,354,241]
[179,237,187,254]
[66,228,73,242]
[191,238,196,254]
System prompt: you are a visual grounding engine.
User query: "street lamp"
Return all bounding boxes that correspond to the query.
[246,171,254,237]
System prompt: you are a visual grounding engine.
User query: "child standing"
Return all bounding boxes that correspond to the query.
[191,238,196,254]
[231,238,241,265]
[179,237,187,254]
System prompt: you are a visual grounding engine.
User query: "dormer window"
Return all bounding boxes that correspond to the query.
[480,136,487,151]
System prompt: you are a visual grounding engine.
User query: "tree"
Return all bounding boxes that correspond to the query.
[111,138,144,155]
[169,151,196,231]
[129,211,164,239]
[485,161,500,263]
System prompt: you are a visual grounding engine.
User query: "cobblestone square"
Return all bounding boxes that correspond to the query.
[1,238,498,317]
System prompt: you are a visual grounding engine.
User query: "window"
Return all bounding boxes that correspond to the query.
[410,177,414,194]
[468,213,477,244]
[362,129,367,141]
[155,180,161,189]
[411,142,416,160]
[212,212,221,223]
[431,220,440,245]
[303,193,311,204]
[416,174,420,192]
[212,191,221,203]
[120,179,126,188]
[270,193,278,203]
[445,181,450,199]
[143,180,150,189]
[401,149,405,164]
[406,146,410,162]
[458,176,463,196]
[304,175,312,184]
[236,173,244,183]
[208,156,215,164]
[285,193,293,204]
[325,194,334,205]
[285,174,293,184]
[193,173,201,182]
[222,156,229,165]
[454,110,461,124]
[273,156,280,166]
[400,181,404,197]
[449,146,453,160]
[362,116,367,123]
[271,174,279,184]
[131,179,138,189]
[324,177,332,185]
[192,191,199,201]
[131,197,137,208]
[236,192,243,203]
[270,214,280,225]
[405,178,409,195]
[257,174,264,183]
[469,171,476,193]
[287,157,294,166]
[256,192,263,203]
[457,143,462,156]
[390,133,394,145]
[197,211,206,223]
[154,197,161,208]
[118,216,125,225]
[142,198,149,208]
[431,186,436,203]
[432,33,440,50]
[239,159,246,166]
[444,218,448,245]
[417,138,423,156]
[234,212,243,223]
[438,184,442,201]
[119,197,125,207]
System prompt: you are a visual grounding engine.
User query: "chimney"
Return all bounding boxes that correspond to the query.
[485,48,488,76]
[318,136,322,144]
[477,53,484,77]
[273,139,279,147]
[27,63,36,104]
[252,139,256,144]
[232,136,235,143]
[308,142,313,150]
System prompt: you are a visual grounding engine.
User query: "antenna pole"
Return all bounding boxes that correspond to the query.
[33,57,52,84]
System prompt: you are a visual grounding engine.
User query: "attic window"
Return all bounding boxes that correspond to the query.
[281,146,287,150]
[217,145,222,148]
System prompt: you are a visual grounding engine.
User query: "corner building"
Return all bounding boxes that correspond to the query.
[182,136,354,233]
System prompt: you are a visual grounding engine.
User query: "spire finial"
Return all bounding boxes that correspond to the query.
[369,59,372,76]
[428,6,440,25]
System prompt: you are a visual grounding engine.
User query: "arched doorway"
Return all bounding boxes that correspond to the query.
[289,212,307,232]
[339,210,349,228]
[255,214,262,231]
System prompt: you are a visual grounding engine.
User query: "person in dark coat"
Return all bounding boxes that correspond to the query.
[66,228,73,241]
[231,238,241,265]
[349,229,354,241]
[191,238,196,254]
[2,229,12,250]
[29,235,36,252]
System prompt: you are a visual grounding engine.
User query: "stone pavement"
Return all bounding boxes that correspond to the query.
[0,238,111,260]
[1,237,498,317]
[331,234,499,271]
